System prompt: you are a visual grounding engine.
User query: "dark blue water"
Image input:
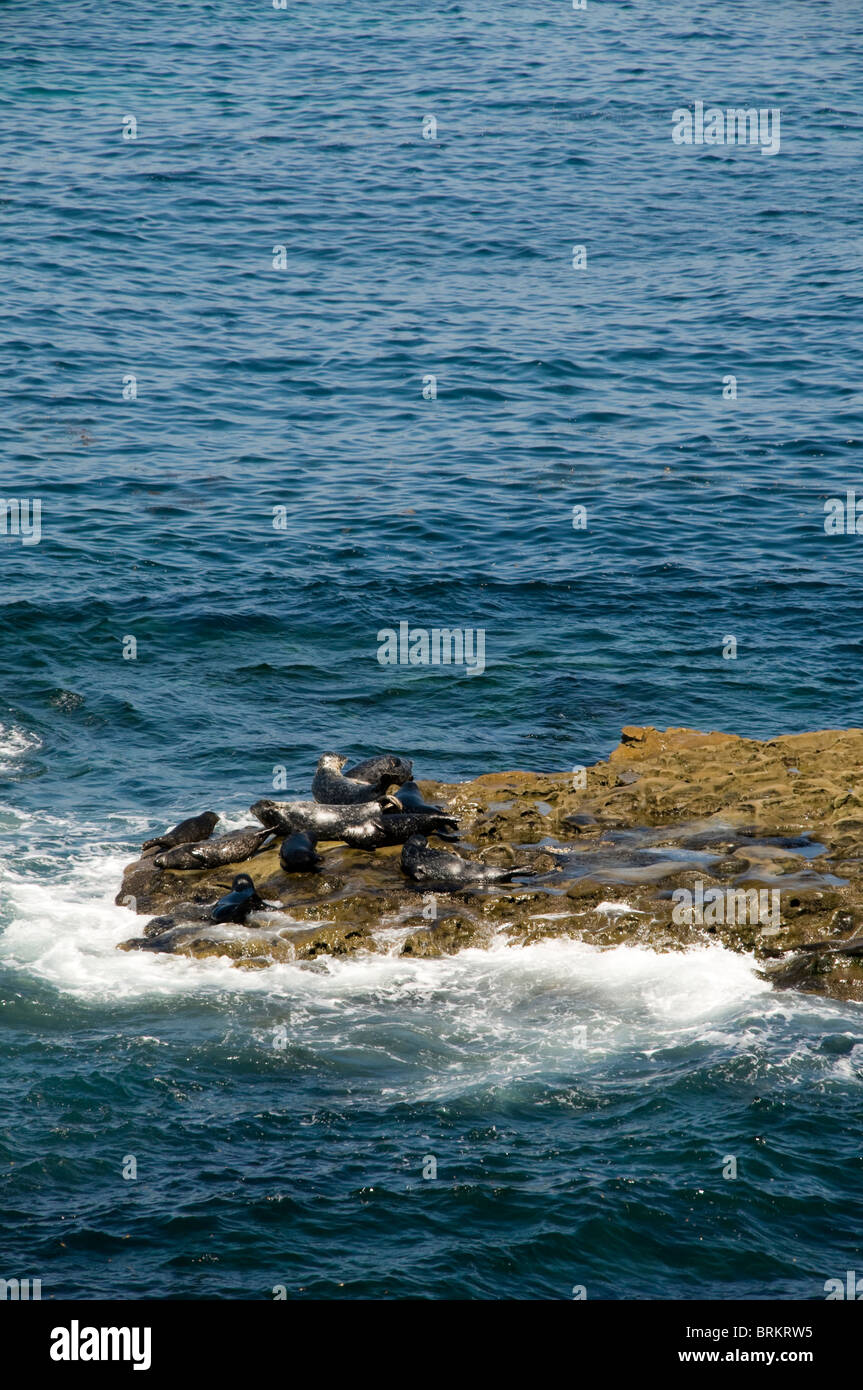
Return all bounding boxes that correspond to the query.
[2,0,863,1299]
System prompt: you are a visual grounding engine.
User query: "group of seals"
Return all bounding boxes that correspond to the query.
[246,750,454,856]
[250,798,458,850]
[249,749,456,853]
[139,809,277,873]
[138,749,532,934]
[153,825,274,870]
[311,753,413,806]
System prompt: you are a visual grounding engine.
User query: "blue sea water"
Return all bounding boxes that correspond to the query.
[2,0,863,1299]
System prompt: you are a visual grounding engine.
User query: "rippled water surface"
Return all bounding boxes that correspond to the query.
[2,0,863,1299]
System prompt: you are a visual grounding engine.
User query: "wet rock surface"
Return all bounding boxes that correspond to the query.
[115,725,863,1001]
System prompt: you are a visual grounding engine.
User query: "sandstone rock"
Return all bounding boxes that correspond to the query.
[112,725,863,1000]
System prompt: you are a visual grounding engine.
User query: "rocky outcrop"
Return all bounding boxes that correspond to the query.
[115,726,863,1001]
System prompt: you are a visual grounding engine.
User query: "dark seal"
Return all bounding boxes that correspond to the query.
[340,812,458,850]
[250,798,457,848]
[279,832,323,873]
[211,874,265,924]
[142,811,219,853]
[392,781,446,814]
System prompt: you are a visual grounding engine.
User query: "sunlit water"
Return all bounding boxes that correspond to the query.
[2,0,863,1298]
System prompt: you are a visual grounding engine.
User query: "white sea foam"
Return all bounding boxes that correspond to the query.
[1,815,859,1098]
[0,723,42,771]
[0,822,786,1019]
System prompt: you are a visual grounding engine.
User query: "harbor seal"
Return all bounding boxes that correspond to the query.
[153,825,274,870]
[211,874,265,924]
[250,798,457,847]
[400,835,528,888]
[340,812,458,850]
[312,753,408,805]
[343,754,413,791]
[279,831,323,873]
[142,811,219,853]
[251,798,385,836]
[121,924,213,954]
[143,904,212,938]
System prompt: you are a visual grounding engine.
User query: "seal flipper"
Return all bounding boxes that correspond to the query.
[392,781,447,815]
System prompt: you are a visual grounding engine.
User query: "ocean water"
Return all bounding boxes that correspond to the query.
[2,0,863,1299]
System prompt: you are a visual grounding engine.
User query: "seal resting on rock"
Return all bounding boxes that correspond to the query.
[343,754,413,792]
[153,825,274,870]
[211,874,265,924]
[279,831,323,872]
[252,798,387,835]
[400,835,528,888]
[120,925,213,954]
[142,811,219,853]
[340,813,458,850]
[312,753,410,805]
[250,797,457,846]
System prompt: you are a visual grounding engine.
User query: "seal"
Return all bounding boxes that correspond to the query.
[340,812,458,850]
[211,874,264,924]
[312,753,408,806]
[343,754,413,792]
[252,798,385,836]
[153,825,274,871]
[279,831,323,873]
[400,835,527,888]
[250,798,457,847]
[143,904,212,938]
[142,811,219,853]
[392,781,446,814]
[121,924,213,954]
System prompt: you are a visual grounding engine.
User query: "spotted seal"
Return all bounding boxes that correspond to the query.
[312,753,410,806]
[343,754,413,792]
[153,825,274,870]
[340,813,458,850]
[400,835,528,888]
[250,798,456,847]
